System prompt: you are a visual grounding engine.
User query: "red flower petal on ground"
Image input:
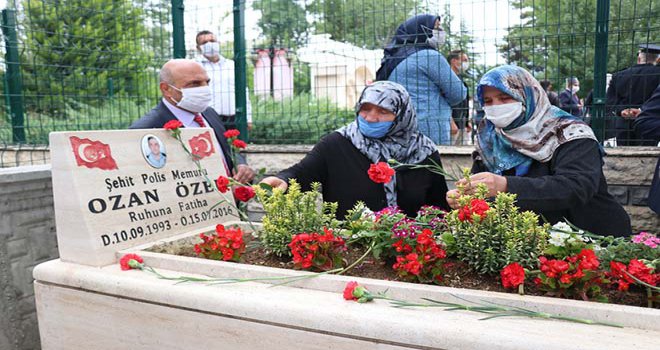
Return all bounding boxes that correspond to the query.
[224,129,240,139]
[163,120,183,130]
[500,262,525,289]
[233,186,256,202]
[367,162,395,184]
[343,281,359,300]
[232,139,247,149]
[215,175,230,193]
[119,253,144,270]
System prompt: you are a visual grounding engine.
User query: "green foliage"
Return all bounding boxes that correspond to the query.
[255,180,340,257]
[250,94,354,144]
[501,0,659,93]
[446,191,549,275]
[594,237,660,270]
[543,222,592,259]
[20,0,158,118]
[307,0,424,49]
[252,0,309,49]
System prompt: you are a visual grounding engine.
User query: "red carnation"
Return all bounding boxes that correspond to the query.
[500,262,525,289]
[163,120,183,130]
[215,175,230,193]
[233,186,255,202]
[119,253,144,271]
[224,129,240,139]
[232,139,247,149]
[368,162,395,184]
[343,281,359,300]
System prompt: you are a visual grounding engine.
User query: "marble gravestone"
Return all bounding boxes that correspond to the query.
[49,128,238,266]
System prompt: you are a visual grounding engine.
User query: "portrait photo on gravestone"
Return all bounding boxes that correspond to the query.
[141,134,167,169]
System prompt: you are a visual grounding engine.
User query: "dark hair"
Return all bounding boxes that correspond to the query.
[539,80,552,91]
[447,49,464,63]
[195,30,213,45]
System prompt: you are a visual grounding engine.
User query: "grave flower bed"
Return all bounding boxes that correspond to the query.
[144,177,659,310]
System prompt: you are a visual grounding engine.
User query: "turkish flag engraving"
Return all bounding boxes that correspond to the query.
[188,131,216,160]
[69,136,118,170]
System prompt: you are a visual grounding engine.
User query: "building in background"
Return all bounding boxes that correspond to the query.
[298,34,381,108]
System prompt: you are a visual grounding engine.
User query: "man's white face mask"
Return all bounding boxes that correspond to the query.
[169,85,212,113]
[201,42,220,58]
[483,101,524,128]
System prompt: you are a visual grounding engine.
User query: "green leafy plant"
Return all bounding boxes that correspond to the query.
[445,184,549,275]
[255,179,339,257]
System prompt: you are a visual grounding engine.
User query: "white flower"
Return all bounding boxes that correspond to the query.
[548,231,571,246]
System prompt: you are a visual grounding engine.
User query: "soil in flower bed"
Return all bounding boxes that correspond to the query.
[150,241,655,309]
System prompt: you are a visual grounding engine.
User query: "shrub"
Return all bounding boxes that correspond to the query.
[445,186,549,275]
[194,224,246,262]
[255,180,339,257]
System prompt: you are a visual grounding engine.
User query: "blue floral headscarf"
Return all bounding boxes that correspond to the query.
[476,65,597,175]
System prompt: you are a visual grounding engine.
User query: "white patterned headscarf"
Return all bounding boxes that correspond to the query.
[338,81,437,206]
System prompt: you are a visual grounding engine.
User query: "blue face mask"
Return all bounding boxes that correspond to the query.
[357,115,394,139]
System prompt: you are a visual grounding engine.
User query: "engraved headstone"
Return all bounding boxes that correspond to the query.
[50,128,239,266]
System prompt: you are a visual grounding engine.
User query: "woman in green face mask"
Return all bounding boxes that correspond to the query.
[260,81,450,219]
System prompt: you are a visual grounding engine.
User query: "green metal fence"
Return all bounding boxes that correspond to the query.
[0,0,658,167]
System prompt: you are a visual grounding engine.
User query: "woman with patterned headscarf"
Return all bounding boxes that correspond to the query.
[446,65,631,237]
[261,81,450,218]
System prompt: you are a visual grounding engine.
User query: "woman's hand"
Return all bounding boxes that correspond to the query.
[259,176,289,191]
[465,172,508,197]
[446,189,461,209]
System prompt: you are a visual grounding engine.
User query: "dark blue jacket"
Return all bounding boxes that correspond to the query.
[559,89,582,117]
[633,84,660,214]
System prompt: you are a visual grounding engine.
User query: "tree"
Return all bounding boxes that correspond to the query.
[499,0,659,94]
[252,0,308,49]
[308,0,425,49]
[20,0,155,117]
[438,4,479,89]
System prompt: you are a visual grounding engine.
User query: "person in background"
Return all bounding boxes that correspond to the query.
[260,81,450,219]
[606,43,660,145]
[559,76,583,117]
[448,49,472,144]
[196,30,253,131]
[632,84,660,214]
[130,59,255,183]
[446,65,631,237]
[539,80,561,107]
[376,14,466,145]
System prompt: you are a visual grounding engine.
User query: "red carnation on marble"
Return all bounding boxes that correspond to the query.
[233,186,256,202]
[343,281,359,300]
[368,162,395,183]
[119,253,144,271]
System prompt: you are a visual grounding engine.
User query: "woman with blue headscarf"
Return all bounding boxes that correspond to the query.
[261,81,450,218]
[377,14,466,145]
[446,65,631,237]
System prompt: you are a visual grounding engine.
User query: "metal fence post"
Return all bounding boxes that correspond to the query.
[1,9,25,143]
[171,0,186,59]
[591,0,610,142]
[233,0,248,140]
